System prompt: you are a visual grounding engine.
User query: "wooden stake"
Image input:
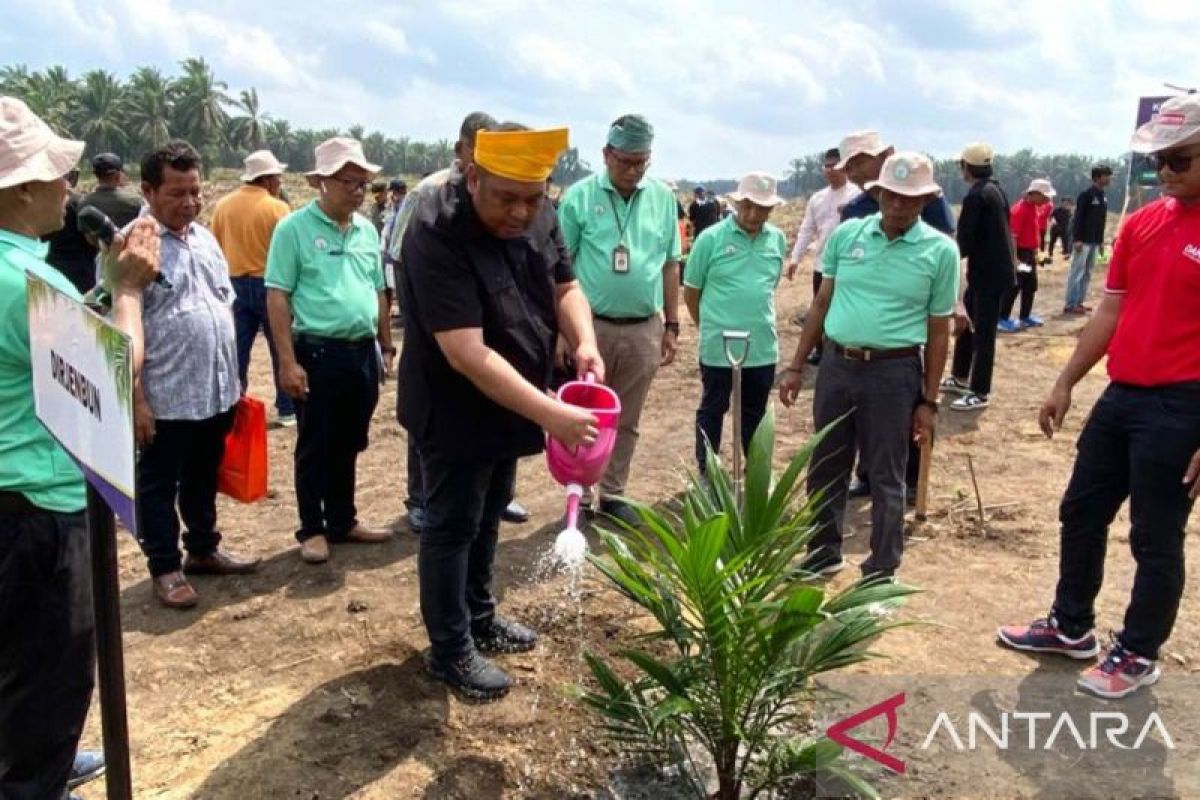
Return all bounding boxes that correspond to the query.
[966,454,985,523]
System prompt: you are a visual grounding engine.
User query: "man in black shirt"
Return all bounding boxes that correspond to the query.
[80,153,142,230]
[399,126,602,700]
[43,168,98,293]
[1048,197,1073,258]
[687,185,721,237]
[1064,164,1112,313]
[943,142,1015,411]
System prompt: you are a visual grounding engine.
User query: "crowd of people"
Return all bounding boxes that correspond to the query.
[2,91,1200,797]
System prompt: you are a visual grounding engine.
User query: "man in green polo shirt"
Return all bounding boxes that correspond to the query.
[780,152,958,581]
[266,136,395,565]
[0,97,160,800]
[558,114,682,525]
[683,171,787,473]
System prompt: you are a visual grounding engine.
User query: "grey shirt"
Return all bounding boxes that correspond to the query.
[139,220,240,420]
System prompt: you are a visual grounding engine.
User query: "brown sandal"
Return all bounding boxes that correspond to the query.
[153,572,198,609]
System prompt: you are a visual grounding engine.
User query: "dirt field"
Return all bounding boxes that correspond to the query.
[76,193,1200,799]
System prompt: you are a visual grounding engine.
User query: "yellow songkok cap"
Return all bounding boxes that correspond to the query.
[473,127,569,183]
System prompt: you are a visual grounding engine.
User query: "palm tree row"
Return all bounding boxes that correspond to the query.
[0,59,457,177]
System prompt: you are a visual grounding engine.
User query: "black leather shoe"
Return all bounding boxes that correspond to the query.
[501,500,530,524]
[69,750,105,789]
[427,650,511,701]
[598,498,641,529]
[847,477,870,498]
[473,616,538,654]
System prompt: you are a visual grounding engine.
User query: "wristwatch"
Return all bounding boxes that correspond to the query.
[664,321,680,335]
[917,397,939,413]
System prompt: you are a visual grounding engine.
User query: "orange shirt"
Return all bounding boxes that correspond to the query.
[211,185,290,278]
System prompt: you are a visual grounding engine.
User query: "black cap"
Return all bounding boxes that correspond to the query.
[92,152,123,176]
[370,180,387,192]
[388,178,407,192]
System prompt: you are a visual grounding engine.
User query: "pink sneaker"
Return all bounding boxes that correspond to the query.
[996,616,1100,659]
[1077,642,1161,699]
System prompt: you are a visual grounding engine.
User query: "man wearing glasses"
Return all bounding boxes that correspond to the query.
[557,114,682,527]
[998,94,1200,699]
[266,137,395,565]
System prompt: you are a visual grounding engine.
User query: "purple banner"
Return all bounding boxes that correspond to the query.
[79,460,137,536]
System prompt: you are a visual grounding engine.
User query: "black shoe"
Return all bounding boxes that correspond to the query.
[797,549,846,579]
[501,500,530,524]
[598,498,641,528]
[806,350,821,366]
[427,650,511,700]
[859,567,896,586]
[905,488,917,508]
[847,476,870,498]
[69,750,105,789]
[473,616,538,654]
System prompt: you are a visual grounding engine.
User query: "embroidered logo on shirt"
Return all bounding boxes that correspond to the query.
[314,237,328,251]
[1184,244,1200,265]
[594,204,606,216]
[850,246,866,259]
[725,245,738,256]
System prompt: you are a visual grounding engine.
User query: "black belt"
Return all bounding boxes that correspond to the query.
[594,314,654,325]
[830,341,921,362]
[294,333,376,349]
[0,490,41,519]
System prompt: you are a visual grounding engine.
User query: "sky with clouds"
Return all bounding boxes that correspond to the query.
[2,0,1197,180]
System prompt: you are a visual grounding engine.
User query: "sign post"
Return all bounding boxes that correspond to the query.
[27,274,136,800]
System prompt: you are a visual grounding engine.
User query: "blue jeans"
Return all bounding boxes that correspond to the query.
[1052,382,1200,659]
[232,275,294,416]
[1064,244,1099,309]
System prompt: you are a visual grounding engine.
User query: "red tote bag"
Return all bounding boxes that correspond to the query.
[218,396,269,503]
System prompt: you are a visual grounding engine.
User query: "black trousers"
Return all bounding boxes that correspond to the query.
[406,440,425,511]
[694,363,776,470]
[137,408,236,577]
[1052,382,1200,660]
[1001,248,1038,321]
[0,496,94,800]
[1048,225,1071,257]
[417,451,516,664]
[808,345,922,575]
[293,337,380,542]
[950,285,1005,397]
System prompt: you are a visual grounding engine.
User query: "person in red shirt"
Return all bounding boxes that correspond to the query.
[998,178,1052,331]
[997,93,1200,699]
[1035,192,1054,257]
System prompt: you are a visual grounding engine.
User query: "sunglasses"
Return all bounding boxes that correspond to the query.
[1151,149,1200,174]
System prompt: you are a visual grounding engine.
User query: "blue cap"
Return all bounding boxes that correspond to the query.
[695,185,706,193]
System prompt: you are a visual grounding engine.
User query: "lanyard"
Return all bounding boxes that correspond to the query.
[606,189,640,246]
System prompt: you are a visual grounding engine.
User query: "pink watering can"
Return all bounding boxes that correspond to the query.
[545,373,621,564]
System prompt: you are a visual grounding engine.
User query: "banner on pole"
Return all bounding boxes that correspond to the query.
[27,273,137,534]
[1131,96,1171,186]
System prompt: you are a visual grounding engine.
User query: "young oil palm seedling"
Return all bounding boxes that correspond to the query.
[582,410,913,799]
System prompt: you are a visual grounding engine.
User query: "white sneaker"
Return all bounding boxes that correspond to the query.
[939,376,971,396]
[951,393,989,411]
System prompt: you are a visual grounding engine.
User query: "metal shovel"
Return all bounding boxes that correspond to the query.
[722,330,751,508]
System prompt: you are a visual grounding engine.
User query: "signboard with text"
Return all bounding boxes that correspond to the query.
[1132,96,1172,186]
[27,273,137,533]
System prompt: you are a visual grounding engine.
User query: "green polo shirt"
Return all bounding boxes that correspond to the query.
[821,214,959,349]
[0,229,86,512]
[265,201,384,339]
[683,216,786,368]
[558,172,682,318]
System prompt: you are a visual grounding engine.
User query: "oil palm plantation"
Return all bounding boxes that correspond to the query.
[74,70,127,154]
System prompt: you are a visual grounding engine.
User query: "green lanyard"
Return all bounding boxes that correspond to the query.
[606,189,640,247]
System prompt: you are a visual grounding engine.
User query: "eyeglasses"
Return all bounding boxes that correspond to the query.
[326,175,371,191]
[610,152,651,172]
[1150,148,1200,174]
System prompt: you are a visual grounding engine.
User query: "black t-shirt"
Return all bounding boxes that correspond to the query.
[43,192,98,293]
[956,179,1016,293]
[688,198,721,235]
[80,185,143,230]
[397,177,573,461]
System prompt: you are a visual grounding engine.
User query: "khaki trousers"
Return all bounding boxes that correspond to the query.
[593,317,662,499]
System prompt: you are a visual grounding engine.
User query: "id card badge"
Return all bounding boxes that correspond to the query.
[612,244,630,274]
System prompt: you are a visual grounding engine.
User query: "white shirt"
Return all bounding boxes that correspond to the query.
[790,182,860,272]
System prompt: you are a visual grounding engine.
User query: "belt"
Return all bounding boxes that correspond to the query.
[294,333,376,349]
[0,490,40,519]
[830,341,921,362]
[594,314,654,325]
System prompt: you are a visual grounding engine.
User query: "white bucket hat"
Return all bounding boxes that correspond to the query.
[1025,178,1054,197]
[241,149,287,182]
[728,171,785,207]
[1131,94,1200,154]
[834,130,889,170]
[866,151,942,197]
[0,96,84,190]
[305,136,380,177]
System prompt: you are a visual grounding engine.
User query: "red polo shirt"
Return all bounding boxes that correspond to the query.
[1010,199,1042,250]
[1036,202,1052,234]
[1105,196,1200,386]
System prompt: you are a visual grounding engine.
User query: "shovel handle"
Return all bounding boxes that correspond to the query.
[722,330,751,368]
